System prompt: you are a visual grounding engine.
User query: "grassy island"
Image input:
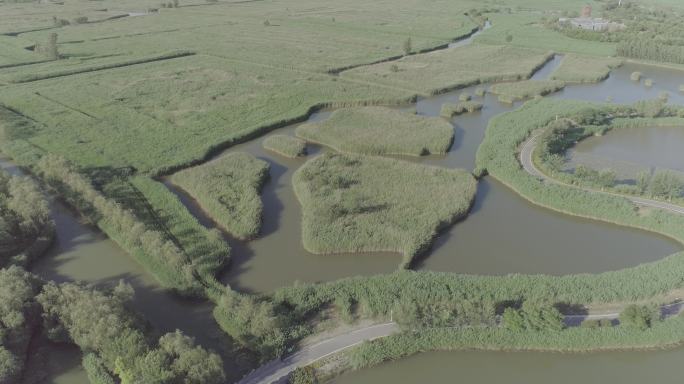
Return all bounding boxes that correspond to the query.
[296,107,454,156]
[171,153,270,240]
[292,153,477,268]
[489,80,565,103]
[551,55,623,83]
[263,135,307,158]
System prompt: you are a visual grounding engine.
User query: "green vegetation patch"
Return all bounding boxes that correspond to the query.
[263,135,307,158]
[489,80,566,103]
[440,101,484,118]
[293,153,477,268]
[171,153,270,240]
[551,54,623,83]
[341,44,554,96]
[296,107,454,156]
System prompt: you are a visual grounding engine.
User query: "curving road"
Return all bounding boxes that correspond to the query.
[519,132,684,215]
[237,322,399,384]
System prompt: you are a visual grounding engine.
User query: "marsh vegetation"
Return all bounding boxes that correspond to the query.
[296,107,454,157]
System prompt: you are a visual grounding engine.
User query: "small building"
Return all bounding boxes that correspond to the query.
[558,5,625,32]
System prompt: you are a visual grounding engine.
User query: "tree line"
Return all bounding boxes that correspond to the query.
[0,265,225,384]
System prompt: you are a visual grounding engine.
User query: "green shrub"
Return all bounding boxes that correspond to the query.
[630,71,642,82]
[82,354,116,384]
[459,92,471,102]
[619,305,659,330]
[644,78,654,87]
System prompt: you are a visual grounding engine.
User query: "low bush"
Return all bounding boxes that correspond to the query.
[170,152,270,240]
[631,71,642,81]
[263,135,307,158]
[296,107,454,157]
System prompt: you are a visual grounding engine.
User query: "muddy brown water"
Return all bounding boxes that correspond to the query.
[4,58,684,383]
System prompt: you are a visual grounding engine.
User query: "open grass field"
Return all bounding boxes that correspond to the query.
[551,55,624,84]
[170,153,270,240]
[263,135,308,158]
[489,79,566,103]
[341,44,554,96]
[292,153,477,268]
[474,12,617,57]
[296,107,454,156]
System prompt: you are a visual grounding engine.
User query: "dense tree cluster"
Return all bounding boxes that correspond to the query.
[502,301,564,332]
[0,170,52,268]
[37,280,225,383]
[0,267,42,384]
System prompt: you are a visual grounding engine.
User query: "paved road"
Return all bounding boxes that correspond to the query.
[519,132,684,215]
[237,322,399,384]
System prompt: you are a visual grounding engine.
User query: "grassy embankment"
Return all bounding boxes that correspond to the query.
[171,153,269,240]
[293,153,477,269]
[296,107,454,156]
[489,79,565,103]
[263,135,307,158]
[550,54,624,83]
